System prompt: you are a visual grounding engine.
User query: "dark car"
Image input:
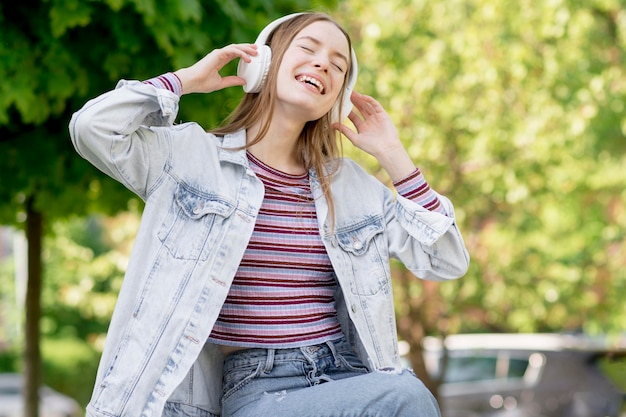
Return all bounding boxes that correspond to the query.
[416,333,625,417]
[0,373,82,417]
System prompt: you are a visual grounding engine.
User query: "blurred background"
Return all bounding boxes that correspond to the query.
[0,0,625,416]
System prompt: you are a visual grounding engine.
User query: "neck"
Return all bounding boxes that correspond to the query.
[247,118,307,175]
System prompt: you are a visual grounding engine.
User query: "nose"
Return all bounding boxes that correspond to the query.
[312,54,330,72]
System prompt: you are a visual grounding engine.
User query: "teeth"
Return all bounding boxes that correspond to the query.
[296,75,324,93]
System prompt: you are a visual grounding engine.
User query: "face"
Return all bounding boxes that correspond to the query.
[274,20,351,122]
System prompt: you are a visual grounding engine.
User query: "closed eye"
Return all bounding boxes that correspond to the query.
[294,34,349,72]
[298,44,344,72]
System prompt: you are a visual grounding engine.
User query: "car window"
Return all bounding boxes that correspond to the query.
[0,386,21,395]
[507,357,529,378]
[444,354,531,384]
[446,356,498,383]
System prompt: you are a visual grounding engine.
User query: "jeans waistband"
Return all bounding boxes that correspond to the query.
[223,337,353,373]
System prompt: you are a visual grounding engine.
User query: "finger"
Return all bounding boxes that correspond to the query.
[350,91,371,108]
[347,110,365,130]
[232,43,259,61]
[350,94,374,117]
[356,96,379,117]
[220,75,247,89]
[354,92,385,117]
[214,44,258,67]
[333,122,357,143]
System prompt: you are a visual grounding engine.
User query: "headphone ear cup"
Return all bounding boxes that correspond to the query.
[332,48,358,123]
[341,87,354,122]
[331,92,353,123]
[237,45,272,93]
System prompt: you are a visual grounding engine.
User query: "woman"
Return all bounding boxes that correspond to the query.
[70,11,469,417]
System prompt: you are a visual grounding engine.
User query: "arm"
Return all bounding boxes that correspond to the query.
[69,44,258,198]
[336,92,469,278]
[335,91,446,215]
[388,190,470,280]
[69,80,177,199]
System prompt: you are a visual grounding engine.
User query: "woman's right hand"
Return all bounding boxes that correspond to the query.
[174,44,258,95]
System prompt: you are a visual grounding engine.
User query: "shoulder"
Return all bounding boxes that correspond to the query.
[333,158,383,187]
[328,158,389,205]
[158,124,229,171]
[327,158,390,228]
[165,122,223,145]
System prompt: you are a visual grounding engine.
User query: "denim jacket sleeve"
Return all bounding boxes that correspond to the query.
[324,159,468,283]
[69,80,180,200]
[389,190,469,281]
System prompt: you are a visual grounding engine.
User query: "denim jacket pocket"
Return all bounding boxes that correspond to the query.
[158,183,236,261]
[335,218,390,296]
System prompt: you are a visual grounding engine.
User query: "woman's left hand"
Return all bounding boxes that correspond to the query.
[334,91,416,181]
[334,91,402,158]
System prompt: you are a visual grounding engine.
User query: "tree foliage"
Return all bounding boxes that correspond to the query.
[338,0,626,342]
[0,0,334,223]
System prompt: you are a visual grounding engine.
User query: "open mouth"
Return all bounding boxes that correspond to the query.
[296,75,325,94]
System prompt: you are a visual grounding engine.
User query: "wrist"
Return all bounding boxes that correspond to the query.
[173,68,193,95]
[143,72,183,96]
[377,146,416,182]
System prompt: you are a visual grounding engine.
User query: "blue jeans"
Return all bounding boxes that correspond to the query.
[220,338,441,417]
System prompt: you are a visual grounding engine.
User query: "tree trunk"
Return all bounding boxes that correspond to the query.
[24,196,42,417]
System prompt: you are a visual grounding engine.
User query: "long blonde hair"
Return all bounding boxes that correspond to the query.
[211,13,354,229]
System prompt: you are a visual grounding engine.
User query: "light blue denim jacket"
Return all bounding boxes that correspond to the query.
[69,80,469,417]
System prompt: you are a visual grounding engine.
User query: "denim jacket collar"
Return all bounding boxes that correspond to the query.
[217,131,248,167]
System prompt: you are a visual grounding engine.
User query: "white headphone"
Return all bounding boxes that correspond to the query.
[237,13,358,122]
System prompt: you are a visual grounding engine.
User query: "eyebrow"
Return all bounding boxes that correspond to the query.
[295,35,349,65]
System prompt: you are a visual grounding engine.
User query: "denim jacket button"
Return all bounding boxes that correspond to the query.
[353,242,363,250]
[331,237,338,247]
[351,304,357,313]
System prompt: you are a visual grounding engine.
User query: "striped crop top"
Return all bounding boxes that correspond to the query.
[208,152,343,348]
[142,72,447,348]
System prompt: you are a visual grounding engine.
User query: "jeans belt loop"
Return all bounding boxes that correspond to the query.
[263,348,275,373]
[326,339,342,368]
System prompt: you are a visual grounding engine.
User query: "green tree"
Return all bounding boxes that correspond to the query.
[42,212,141,406]
[0,0,334,415]
[338,0,626,399]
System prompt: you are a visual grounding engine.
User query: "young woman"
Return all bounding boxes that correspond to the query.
[70,12,469,417]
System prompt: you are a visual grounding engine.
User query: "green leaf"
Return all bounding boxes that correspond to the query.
[49,0,94,37]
